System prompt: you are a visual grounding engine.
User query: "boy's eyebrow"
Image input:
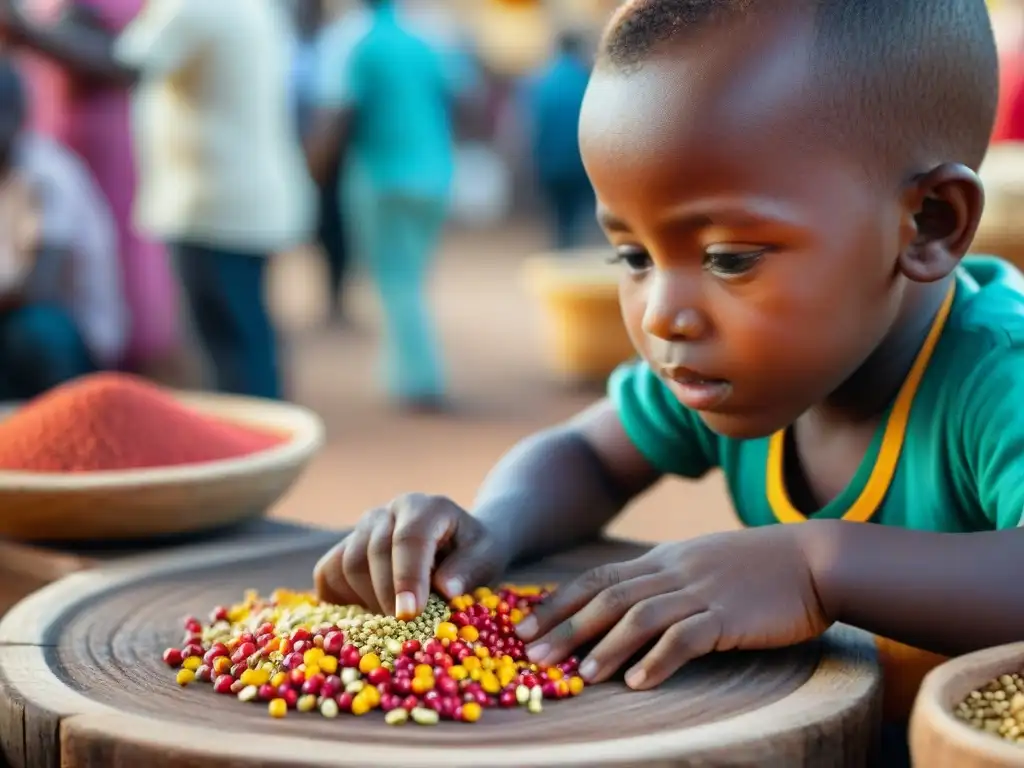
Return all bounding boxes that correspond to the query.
[597,199,807,233]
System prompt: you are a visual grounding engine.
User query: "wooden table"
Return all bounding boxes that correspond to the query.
[0,534,883,768]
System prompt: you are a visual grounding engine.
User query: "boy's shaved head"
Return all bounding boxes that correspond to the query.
[599,0,999,175]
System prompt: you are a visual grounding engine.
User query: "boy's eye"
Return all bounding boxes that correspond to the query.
[607,246,653,273]
[703,244,767,277]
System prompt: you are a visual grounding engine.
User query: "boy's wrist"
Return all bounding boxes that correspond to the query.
[793,518,849,626]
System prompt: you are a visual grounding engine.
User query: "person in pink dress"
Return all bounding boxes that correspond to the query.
[15,0,189,384]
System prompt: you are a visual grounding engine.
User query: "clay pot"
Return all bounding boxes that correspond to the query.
[523,249,635,386]
[910,642,1024,767]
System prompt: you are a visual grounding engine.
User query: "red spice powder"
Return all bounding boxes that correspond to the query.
[0,372,286,473]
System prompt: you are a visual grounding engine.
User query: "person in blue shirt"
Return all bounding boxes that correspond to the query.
[524,31,596,251]
[306,0,468,413]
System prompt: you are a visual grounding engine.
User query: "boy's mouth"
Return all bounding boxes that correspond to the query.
[659,366,733,410]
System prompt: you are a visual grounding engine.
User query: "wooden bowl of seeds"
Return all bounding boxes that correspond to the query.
[910,642,1024,767]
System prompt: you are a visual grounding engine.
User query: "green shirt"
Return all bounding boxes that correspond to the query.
[611,256,1024,533]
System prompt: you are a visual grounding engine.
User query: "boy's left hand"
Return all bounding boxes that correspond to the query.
[515,526,830,690]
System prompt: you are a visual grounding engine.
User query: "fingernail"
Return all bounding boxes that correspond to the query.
[443,577,464,597]
[395,591,417,620]
[625,667,647,689]
[579,658,598,681]
[516,616,538,638]
[526,642,550,663]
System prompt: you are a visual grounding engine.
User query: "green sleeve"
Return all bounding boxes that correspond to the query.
[959,348,1024,529]
[607,360,720,478]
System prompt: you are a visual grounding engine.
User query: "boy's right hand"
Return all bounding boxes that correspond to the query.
[313,493,511,620]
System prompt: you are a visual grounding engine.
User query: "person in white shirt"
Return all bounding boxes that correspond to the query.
[0,56,126,399]
[1,0,317,400]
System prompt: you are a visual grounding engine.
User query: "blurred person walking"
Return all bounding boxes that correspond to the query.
[11,0,187,385]
[307,0,469,413]
[0,56,126,399]
[1,0,317,400]
[523,31,595,251]
[290,0,353,328]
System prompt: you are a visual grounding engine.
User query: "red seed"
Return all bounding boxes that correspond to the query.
[499,690,518,707]
[542,681,559,699]
[365,667,390,686]
[401,639,421,655]
[258,684,277,701]
[230,679,246,694]
[335,692,354,713]
[282,652,304,670]
[162,648,183,667]
[323,631,345,656]
[291,627,312,643]
[380,693,402,712]
[238,633,255,646]
[183,617,202,633]
[196,664,213,683]
[436,676,459,696]
[401,695,419,712]
[230,663,248,678]
[301,674,325,696]
[280,688,299,709]
[322,675,342,698]
[182,643,205,659]
[210,606,229,622]
[288,669,306,688]
[423,639,444,656]
[340,645,361,668]
[392,676,412,695]
[292,640,309,655]
[213,674,235,694]
[440,696,460,719]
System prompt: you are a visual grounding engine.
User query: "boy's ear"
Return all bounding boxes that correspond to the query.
[897,163,984,283]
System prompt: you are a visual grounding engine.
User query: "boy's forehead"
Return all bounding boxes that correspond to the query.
[581,13,821,174]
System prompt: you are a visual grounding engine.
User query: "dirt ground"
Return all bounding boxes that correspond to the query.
[264,219,737,543]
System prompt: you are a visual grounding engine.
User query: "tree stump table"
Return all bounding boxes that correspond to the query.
[0,532,883,768]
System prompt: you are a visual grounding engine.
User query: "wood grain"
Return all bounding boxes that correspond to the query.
[910,642,1024,767]
[0,534,882,767]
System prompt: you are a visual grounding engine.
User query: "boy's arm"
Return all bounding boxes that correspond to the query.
[473,361,718,565]
[805,346,1024,657]
[472,399,662,565]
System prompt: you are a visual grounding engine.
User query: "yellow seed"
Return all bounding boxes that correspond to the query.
[458,625,479,642]
[303,648,325,666]
[361,685,382,708]
[304,664,321,679]
[435,622,459,643]
[359,653,382,674]
[241,668,270,687]
[547,667,564,681]
[498,667,517,688]
[414,663,434,679]
[182,656,202,672]
[509,608,524,624]
[176,669,196,686]
[350,695,372,716]
[473,587,492,600]
[448,665,468,681]
[481,658,495,671]
[474,646,490,659]
[271,672,287,687]
[462,656,481,671]
[268,698,288,718]
[481,594,499,610]
[461,701,483,722]
[213,657,232,675]
[319,656,338,675]
[569,676,585,696]
[469,668,482,682]
[481,671,501,695]
[297,694,318,713]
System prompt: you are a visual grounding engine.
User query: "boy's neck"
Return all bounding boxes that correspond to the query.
[809,276,956,426]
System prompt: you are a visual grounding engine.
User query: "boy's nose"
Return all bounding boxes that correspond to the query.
[641,274,708,341]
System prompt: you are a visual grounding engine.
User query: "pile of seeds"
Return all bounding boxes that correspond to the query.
[162,584,585,724]
[954,670,1024,744]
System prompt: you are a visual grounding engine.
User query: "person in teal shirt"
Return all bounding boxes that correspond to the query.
[307,0,474,412]
[311,0,1021,762]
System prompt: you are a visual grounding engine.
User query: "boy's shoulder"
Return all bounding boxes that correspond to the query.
[947,255,1024,354]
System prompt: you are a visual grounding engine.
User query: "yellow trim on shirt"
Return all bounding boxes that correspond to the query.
[767,281,957,524]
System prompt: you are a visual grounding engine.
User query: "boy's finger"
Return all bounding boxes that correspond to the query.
[433,538,498,599]
[313,539,361,605]
[341,526,380,612]
[391,514,453,619]
[524,571,666,666]
[627,611,721,690]
[576,590,699,684]
[516,558,650,642]
[368,515,397,618]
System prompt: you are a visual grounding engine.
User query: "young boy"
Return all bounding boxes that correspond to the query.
[314,0,1020,739]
